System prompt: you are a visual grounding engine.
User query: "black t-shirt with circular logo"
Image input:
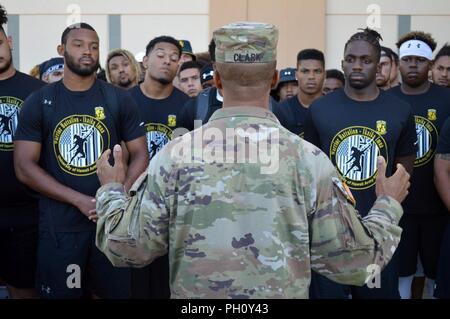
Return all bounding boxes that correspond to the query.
[14,80,144,232]
[0,71,44,227]
[129,85,189,160]
[305,89,416,216]
[390,84,450,215]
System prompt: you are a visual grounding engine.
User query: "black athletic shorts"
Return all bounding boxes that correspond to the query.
[36,230,133,299]
[0,225,38,289]
[398,214,449,279]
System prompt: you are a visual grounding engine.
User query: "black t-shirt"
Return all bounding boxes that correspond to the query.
[437,117,450,154]
[177,87,223,131]
[305,89,416,216]
[0,71,44,227]
[272,96,308,138]
[390,84,450,215]
[14,80,144,232]
[129,85,188,160]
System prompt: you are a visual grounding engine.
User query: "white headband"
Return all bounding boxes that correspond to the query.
[44,64,64,76]
[399,40,433,60]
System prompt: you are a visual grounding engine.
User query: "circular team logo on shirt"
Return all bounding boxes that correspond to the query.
[53,115,110,176]
[0,96,23,151]
[414,116,438,167]
[330,126,388,190]
[145,123,173,160]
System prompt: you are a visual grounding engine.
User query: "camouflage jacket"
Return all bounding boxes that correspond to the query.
[96,106,403,299]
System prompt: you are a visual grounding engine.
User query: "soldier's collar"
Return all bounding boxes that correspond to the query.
[209,106,279,124]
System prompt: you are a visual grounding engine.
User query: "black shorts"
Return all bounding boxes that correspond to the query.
[0,225,38,289]
[309,251,400,299]
[36,230,133,299]
[130,254,170,299]
[398,214,449,279]
[435,221,450,299]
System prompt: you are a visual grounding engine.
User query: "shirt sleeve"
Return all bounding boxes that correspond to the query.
[303,106,321,148]
[118,91,146,142]
[307,149,403,286]
[395,108,418,157]
[14,91,44,143]
[271,102,290,130]
[95,149,175,268]
[177,98,196,132]
[437,118,450,154]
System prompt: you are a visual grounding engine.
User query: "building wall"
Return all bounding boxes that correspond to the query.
[2,0,209,73]
[3,0,325,73]
[19,14,109,73]
[210,0,326,69]
[326,0,450,70]
[2,0,449,74]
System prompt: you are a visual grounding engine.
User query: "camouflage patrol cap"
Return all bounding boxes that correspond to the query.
[214,22,278,63]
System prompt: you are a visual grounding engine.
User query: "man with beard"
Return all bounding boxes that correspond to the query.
[272,49,325,137]
[0,4,44,299]
[129,36,189,161]
[389,31,450,299]
[376,46,394,90]
[13,23,148,299]
[128,36,188,298]
[105,49,140,89]
[305,28,416,299]
[432,44,450,88]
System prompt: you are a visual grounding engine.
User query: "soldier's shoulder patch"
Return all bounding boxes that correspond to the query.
[332,177,356,206]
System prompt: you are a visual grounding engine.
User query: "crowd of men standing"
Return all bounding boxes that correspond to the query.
[0,2,450,299]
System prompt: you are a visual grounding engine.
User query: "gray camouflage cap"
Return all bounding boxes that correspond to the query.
[214,22,278,63]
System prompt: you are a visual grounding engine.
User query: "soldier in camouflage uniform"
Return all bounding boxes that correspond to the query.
[94,22,410,299]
